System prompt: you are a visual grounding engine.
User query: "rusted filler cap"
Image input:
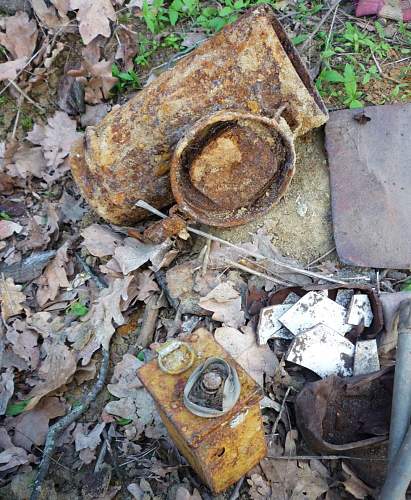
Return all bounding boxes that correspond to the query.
[171,111,295,227]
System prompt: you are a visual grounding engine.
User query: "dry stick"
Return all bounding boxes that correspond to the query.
[306,246,336,269]
[135,200,347,285]
[371,50,402,84]
[300,0,343,52]
[8,79,44,112]
[30,347,110,500]
[269,455,386,461]
[272,386,292,437]
[226,259,292,287]
[229,476,245,500]
[138,294,160,348]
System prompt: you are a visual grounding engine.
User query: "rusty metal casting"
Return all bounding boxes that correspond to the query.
[70,4,328,227]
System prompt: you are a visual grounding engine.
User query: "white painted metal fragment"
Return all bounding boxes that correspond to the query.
[353,340,380,376]
[335,289,355,309]
[279,291,352,336]
[283,292,301,305]
[286,323,354,378]
[257,304,293,345]
[347,294,373,327]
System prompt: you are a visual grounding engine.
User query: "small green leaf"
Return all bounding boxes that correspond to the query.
[349,99,363,109]
[401,280,411,292]
[169,8,179,24]
[6,399,30,416]
[67,302,89,317]
[116,417,133,426]
[321,69,345,83]
[0,211,12,221]
[137,351,145,361]
[219,6,233,16]
[292,34,308,46]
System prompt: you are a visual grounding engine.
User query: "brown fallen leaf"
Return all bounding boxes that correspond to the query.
[31,0,69,28]
[107,353,144,399]
[73,276,135,364]
[0,368,14,416]
[175,486,203,500]
[84,58,118,104]
[25,342,77,410]
[115,26,138,70]
[136,270,159,303]
[74,422,105,464]
[80,103,110,127]
[247,473,271,500]
[36,242,70,307]
[6,319,40,369]
[341,462,374,499]
[13,396,66,450]
[27,111,82,169]
[0,220,22,240]
[81,223,123,257]
[0,445,29,471]
[0,57,26,81]
[6,145,46,180]
[0,276,25,320]
[0,12,38,59]
[112,238,167,275]
[69,0,116,45]
[214,326,278,386]
[199,282,245,329]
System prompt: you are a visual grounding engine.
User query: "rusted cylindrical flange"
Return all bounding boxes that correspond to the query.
[70,4,328,226]
[171,111,296,227]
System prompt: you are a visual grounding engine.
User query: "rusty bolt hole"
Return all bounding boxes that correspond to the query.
[215,447,226,457]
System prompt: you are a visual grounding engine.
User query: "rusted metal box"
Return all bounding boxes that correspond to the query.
[137,329,266,493]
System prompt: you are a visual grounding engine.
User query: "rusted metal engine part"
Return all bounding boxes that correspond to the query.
[70,5,328,226]
[171,111,295,226]
[143,214,186,243]
[138,329,266,493]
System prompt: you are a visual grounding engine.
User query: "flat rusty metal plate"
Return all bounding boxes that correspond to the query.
[325,103,411,269]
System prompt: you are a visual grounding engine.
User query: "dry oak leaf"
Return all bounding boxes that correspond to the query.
[0,276,25,320]
[6,319,40,369]
[0,12,38,59]
[69,0,116,45]
[25,342,77,410]
[6,145,46,180]
[13,396,66,450]
[199,281,245,329]
[0,445,29,471]
[0,220,22,240]
[81,223,123,257]
[74,421,105,464]
[36,243,70,306]
[0,57,26,82]
[0,368,14,416]
[27,111,82,169]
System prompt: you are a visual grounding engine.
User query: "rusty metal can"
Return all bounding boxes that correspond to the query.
[70,4,328,226]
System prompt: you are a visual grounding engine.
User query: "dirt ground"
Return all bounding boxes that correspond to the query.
[214,129,335,265]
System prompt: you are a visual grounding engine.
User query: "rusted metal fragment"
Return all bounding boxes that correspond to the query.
[138,328,266,493]
[325,103,411,268]
[295,368,393,487]
[143,214,186,244]
[70,5,328,226]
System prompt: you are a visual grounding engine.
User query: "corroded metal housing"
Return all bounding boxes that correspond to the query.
[70,5,328,226]
[138,329,266,493]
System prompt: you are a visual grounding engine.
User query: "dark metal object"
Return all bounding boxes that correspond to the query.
[70,5,327,227]
[0,251,56,283]
[325,103,411,269]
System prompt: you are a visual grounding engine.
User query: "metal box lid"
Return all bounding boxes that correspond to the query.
[138,328,263,448]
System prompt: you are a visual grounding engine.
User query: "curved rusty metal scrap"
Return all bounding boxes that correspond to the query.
[70,4,328,226]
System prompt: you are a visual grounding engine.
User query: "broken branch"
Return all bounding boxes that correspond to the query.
[30,347,110,500]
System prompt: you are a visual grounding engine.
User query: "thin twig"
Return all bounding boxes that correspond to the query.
[136,201,348,285]
[11,101,22,139]
[226,260,291,287]
[8,79,44,112]
[300,0,343,51]
[75,253,107,289]
[138,294,160,348]
[269,455,386,461]
[201,239,211,276]
[229,476,245,500]
[154,270,179,311]
[30,348,110,500]
[272,387,292,437]
[371,50,402,84]
[306,246,336,268]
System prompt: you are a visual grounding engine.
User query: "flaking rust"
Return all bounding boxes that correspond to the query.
[70,4,328,226]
